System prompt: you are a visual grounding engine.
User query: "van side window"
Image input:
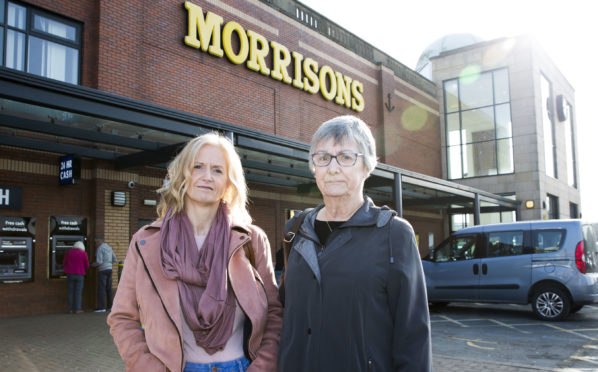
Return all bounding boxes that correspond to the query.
[487,231,524,257]
[533,229,565,253]
[434,235,477,262]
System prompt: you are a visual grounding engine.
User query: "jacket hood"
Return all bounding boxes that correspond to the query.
[304,196,395,229]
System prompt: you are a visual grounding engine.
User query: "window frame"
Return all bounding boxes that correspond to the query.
[0,0,82,84]
[430,234,480,263]
[540,73,558,179]
[484,229,530,258]
[546,194,559,220]
[564,101,577,188]
[532,228,566,254]
[443,67,514,179]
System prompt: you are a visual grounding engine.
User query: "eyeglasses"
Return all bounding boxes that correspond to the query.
[311,151,363,167]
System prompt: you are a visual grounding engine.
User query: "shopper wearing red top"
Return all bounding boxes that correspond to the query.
[63,241,90,314]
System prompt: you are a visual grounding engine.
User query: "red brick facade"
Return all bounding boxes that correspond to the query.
[1,0,441,316]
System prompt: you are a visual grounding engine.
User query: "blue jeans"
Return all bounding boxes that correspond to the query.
[67,274,85,312]
[97,269,113,310]
[183,356,250,372]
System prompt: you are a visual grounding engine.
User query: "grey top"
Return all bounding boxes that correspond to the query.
[93,242,117,271]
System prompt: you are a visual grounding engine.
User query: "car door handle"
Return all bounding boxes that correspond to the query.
[482,263,488,275]
[473,263,479,275]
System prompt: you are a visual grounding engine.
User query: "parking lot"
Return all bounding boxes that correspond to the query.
[431,302,598,371]
[1,304,598,371]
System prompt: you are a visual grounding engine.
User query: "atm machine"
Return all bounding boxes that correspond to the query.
[49,216,87,278]
[0,216,35,283]
[50,235,86,277]
[0,237,33,282]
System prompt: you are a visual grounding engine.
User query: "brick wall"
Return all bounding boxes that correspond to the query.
[1,0,445,315]
[103,190,130,297]
[0,148,165,316]
[26,0,439,171]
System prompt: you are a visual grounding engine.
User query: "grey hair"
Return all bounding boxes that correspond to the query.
[309,115,378,173]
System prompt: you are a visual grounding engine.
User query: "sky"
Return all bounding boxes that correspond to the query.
[300,0,598,221]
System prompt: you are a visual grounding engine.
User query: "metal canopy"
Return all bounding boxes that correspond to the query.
[0,69,520,222]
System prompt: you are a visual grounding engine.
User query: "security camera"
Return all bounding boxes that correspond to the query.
[127,181,136,189]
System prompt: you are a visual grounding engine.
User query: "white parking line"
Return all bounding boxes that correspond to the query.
[488,319,531,334]
[570,355,598,365]
[436,315,469,327]
[544,324,598,341]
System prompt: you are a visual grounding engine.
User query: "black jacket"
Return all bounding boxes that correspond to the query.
[278,197,432,372]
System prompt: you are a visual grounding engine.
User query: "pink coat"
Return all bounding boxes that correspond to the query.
[62,248,89,275]
[107,219,282,372]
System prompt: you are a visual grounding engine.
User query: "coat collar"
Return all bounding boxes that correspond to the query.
[302,196,395,232]
[142,216,252,261]
[144,216,251,233]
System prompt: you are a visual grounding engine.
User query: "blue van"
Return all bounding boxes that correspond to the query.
[422,220,598,320]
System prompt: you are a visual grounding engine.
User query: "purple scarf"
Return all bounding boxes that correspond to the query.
[160,203,236,354]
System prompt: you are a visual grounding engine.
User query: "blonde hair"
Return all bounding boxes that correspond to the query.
[157,132,251,224]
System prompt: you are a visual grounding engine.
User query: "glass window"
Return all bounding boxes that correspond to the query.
[28,36,79,84]
[495,104,512,138]
[541,75,557,178]
[434,235,478,262]
[570,203,578,219]
[487,231,525,257]
[462,107,495,143]
[1,2,81,84]
[447,145,462,179]
[464,141,496,177]
[446,112,461,146]
[460,72,493,110]
[33,14,77,41]
[7,2,25,29]
[1,0,5,22]
[533,229,564,253]
[444,80,459,113]
[0,27,4,67]
[444,68,513,179]
[564,102,577,188]
[497,138,514,173]
[6,28,25,70]
[493,69,510,104]
[546,194,559,220]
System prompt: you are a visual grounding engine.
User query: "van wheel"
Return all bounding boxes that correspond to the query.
[532,286,571,321]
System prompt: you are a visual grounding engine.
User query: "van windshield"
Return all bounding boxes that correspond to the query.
[583,223,598,273]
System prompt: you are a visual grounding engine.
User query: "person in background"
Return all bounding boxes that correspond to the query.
[108,132,282,372]
[278,115,432,371]
[92,236,117,312]
[63,240,90,314]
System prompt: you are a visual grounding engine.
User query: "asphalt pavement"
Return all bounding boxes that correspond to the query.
[0,311,567,372]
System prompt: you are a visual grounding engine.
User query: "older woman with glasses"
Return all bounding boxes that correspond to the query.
[278,115,432,372]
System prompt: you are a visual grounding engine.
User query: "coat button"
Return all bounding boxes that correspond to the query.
[307,328,312,335]
[140,240,145,245]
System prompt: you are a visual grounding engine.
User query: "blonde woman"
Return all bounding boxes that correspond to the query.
[108,133,282,372]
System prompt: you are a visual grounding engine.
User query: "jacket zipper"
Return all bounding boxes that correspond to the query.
[135,242,184,372]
